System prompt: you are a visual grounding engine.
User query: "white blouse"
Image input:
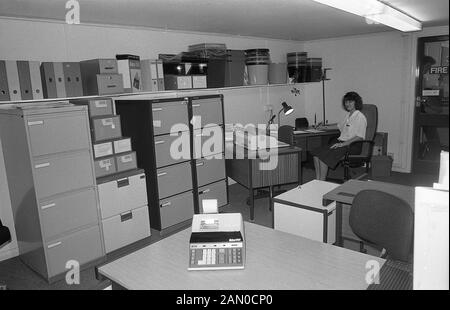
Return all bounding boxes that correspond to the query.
[338,110,367,141]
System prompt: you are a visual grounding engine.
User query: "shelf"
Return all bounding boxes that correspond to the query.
[0,82,317,105]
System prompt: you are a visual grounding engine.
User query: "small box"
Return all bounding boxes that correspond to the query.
[116,151,138,172]
[91,115,122,142]
[192,75,207,88]
[83,74,124,96]
[72,98,114,117]
[80,59,118,75]
[93,141,114,158]
[371,155,393,177]
[113,137,132,154]
[116,54,141,92]
[164,75,192,90]
[94,156,117,178]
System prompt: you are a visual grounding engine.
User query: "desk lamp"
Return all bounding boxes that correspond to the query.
[278,102,293,127]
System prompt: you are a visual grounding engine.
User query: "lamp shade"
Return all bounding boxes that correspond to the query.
[282,102,294,115]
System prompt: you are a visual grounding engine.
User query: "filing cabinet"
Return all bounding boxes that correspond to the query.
[97,169,151,253]
[0,105,105,282]
[116,94,227,233]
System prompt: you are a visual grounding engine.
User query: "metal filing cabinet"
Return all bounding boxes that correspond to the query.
[97,169,150,253]
[0,104,105,283]
[116,95,227,234]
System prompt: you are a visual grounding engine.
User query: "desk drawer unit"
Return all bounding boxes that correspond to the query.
[196,157,226,187]
[156,161,193,199]
[98,170,147,219]
[45,225,103,278]
[198,180,228,211]
[91,116,122,142]
[39,188,99,240]
[191,96,223,127]
[101,205,151,253]
[159,191,194,229]
[154,133,191,168]
[152,99,189,136]
[33,151,95,199]
[27,114,90,156]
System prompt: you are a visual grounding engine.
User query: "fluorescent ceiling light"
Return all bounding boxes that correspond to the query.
[312,0,422,32]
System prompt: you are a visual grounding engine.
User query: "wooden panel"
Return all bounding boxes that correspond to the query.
[251,153,298,188]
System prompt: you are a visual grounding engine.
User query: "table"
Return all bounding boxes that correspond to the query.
[273,180,340,244]
[292,127,340,162]
[225,141,302,221]
[98,222,385,290]
[322,179,415,247]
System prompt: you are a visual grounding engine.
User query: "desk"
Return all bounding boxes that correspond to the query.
[322,180,415,247]
[225,142,302,221]
[98,222,385,290]
[292,127,340,162]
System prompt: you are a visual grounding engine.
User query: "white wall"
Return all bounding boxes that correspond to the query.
[302,26,449,172]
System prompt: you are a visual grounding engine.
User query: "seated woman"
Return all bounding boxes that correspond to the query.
[312,91,367,180]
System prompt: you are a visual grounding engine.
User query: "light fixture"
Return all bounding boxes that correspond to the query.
[278,102,294,127]
[312,0,422,32]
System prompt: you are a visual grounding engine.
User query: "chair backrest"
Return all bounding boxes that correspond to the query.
[349,190,414,262]
[278,125,294,145]
[360,104,378,155]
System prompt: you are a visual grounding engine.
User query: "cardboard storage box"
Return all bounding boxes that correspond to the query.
[116,151,137,172]
[371,155,393,177]
[93,141,114,158]
[91,115,122,142]
[72,98,114,117]
[94,156,117,178]
[113,137,132,154]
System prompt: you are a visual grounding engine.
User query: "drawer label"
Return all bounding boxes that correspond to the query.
[101,118,115,129]
[120,155,133,163]
[153,120,161,128]
[94,100,108,108]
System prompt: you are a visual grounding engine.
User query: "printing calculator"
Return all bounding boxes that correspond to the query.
[188,213,245,271]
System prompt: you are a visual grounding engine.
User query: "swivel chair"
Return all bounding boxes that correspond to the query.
[0,219,11,248]
[349,190,414,263]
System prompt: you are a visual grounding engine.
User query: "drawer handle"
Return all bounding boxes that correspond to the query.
[200,189,210,195]
[192,104,201,108]
[41,203,56,210]
[152,108,163,112]
[196,162,204,167]
[107,85,117,88]
[120,211,133,222]
[155,140,165,145]
[27,120,44,126]
[161,202,172,208]
[117,178,130,188]
[104,66,115,70]
[157,172,167,177]
[47,241,62,249]
[35,163,50,169]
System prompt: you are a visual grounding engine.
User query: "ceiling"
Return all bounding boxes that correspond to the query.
[0,0,448,41]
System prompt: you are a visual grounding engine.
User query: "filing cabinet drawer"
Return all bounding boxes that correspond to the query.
[193,127,224,159]
[157,161,193,199]
[196,157,226,187]
[154,133,191,168]
[98,170,147,219]
[91,116,122,142]
[198,180,228,211]
[191,97,223,127]
[33,151,95,199]
[45,225,103,278]
[94,156,117,178]
[160,191,194,229]
[101,205,151,253]
[115,151,137,173]
[151,99,189,136]
[27,113,90,156]
[40,188,99,240]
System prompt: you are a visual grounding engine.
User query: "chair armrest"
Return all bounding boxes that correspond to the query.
[344,140,375,161]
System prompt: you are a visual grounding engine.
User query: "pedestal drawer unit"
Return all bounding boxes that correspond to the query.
[0,105,105,283]
[97,169,151,253]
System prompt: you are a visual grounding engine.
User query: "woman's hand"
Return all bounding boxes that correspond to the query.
[330,142,345,149]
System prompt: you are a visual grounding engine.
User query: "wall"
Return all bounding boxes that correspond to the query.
[0,17,307,261]
[302,26,449,172]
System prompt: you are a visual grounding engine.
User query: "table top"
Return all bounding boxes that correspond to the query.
[273,180,340,212]
[98,222,385,290]
[322,179,414,209]
[293,126,340,137]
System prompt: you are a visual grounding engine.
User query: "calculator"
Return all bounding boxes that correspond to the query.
[188,244,244,270]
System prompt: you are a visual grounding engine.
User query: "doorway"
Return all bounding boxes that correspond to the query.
[413,35,449,174]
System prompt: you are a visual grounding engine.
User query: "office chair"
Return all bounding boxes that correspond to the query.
[349,190,414,263]
[0,219,11,249]
[278,125,294,145]
[342,104,378,180]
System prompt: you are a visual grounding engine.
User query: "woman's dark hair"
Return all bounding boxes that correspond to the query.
[342,92,363,111]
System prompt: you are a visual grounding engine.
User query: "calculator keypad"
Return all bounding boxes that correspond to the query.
[190,247,243,268]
